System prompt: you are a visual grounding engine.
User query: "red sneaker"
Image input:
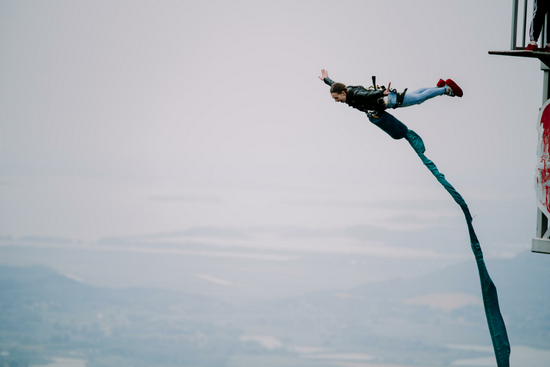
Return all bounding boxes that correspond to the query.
[437,79,445,88]
[445,79,463,97]
[526,43,539,51]
[544,45,550,53]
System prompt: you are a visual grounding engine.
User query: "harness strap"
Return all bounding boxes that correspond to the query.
[392,88,408,108]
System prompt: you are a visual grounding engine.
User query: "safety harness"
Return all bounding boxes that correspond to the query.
[366,76,408,119]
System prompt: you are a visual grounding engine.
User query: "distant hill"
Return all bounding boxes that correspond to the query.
[0,252,548,367]
[348,251,550,348]
[0,265,231,313]
[0,265,239,367]
[236,251,550,364]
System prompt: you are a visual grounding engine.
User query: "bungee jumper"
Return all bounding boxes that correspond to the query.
[319,70,511,367]
[319,69,462,140]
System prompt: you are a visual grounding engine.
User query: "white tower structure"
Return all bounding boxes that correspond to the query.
[489,0,550,254]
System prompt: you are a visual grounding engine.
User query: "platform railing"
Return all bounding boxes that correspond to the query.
[511,0,547,50]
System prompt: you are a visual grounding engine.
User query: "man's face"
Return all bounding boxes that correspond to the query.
[331,91,346,103]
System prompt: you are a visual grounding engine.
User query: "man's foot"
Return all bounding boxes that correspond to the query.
[526,42,539,51]
[445,79,463,97]
[437,79,445,88]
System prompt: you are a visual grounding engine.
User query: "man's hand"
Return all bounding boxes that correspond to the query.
[383,82,391,95]
[318,69,329,81]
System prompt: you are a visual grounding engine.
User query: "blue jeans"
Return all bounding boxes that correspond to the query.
[386,87,446,108]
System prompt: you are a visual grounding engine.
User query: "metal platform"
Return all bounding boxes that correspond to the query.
[488,50,550,66]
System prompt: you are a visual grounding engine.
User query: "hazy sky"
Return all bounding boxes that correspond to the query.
[0,0,544,259]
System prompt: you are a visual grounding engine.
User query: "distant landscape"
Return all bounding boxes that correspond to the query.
[1,251,549,367]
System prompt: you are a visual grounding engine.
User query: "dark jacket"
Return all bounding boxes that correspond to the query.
[323,77,385,112]
[324,77,408,140]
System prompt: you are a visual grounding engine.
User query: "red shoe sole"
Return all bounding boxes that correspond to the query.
[445,79,463,97]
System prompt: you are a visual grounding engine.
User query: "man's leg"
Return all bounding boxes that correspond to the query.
[544,1,550,50]
[529,0,547,43]
[389,87,446,108]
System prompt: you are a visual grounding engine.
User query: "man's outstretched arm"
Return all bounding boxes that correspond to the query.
[318,69,335,86]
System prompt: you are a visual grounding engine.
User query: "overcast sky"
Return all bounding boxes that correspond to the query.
[0,0,544,260]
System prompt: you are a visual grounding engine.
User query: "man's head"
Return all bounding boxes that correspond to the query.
[330,82,347,103]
